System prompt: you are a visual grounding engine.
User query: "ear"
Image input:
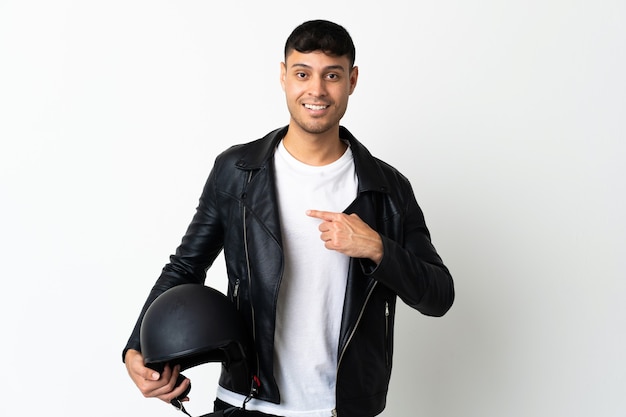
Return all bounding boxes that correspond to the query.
[348,66,359,95]
[280,62,287,91]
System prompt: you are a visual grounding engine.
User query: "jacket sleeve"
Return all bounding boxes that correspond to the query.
[366,183,455,317]
[122,157,226,361]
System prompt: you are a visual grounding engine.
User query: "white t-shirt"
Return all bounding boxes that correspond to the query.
[217,140,358,417]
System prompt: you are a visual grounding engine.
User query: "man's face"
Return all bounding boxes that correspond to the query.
[281,50,358,137]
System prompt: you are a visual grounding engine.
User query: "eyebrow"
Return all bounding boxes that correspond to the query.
[289,63,346,72]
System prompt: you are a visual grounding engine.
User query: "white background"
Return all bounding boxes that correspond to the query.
[1,1,624,416]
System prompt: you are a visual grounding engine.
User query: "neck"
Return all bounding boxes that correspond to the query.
[282,125,347,166]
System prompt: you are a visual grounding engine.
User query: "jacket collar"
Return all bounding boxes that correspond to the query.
[234,125,390,194]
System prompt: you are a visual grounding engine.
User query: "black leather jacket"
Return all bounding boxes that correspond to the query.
[124,126,454,417]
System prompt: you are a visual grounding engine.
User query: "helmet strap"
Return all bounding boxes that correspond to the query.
[242,375,262,410]
[171,398,192,417]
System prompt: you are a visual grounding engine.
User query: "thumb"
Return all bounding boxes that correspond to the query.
[126,349,160,380]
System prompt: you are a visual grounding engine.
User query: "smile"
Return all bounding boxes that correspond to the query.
[304,104,329,110]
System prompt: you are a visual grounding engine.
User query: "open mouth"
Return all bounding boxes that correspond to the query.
[304,104,329,111]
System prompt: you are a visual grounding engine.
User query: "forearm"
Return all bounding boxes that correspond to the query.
[365,191,455,317]
[372,234,454,317]
[123,169,224,361]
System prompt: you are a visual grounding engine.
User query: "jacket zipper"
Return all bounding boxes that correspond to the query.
[233,279,240,310]
[242,170,261,397]
[385,301,390,367]
[333,281,378,417]
[336,281,378,373]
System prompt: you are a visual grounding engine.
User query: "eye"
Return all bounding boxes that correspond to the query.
[295,72,307,79]
[326,73,339,81]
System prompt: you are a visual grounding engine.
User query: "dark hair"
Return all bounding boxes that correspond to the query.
[284,20,356,67]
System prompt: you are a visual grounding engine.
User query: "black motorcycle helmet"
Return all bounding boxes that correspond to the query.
[140,283,256,415]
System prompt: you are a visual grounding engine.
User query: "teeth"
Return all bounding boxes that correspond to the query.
[305,104,327,110]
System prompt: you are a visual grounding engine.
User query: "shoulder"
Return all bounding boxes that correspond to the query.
[215,126,287,169]
[343,127,413,194]
[373,156,412,186]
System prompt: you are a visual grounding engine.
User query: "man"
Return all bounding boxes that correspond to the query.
[124,19,454,417]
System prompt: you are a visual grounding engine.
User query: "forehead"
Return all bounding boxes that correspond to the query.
[285,50,351,71]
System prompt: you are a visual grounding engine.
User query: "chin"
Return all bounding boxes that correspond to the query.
[296,119,337,135]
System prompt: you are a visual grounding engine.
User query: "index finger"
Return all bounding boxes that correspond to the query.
[306,209,342,221]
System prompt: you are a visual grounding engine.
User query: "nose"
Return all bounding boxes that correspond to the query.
[308,75,327,97]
